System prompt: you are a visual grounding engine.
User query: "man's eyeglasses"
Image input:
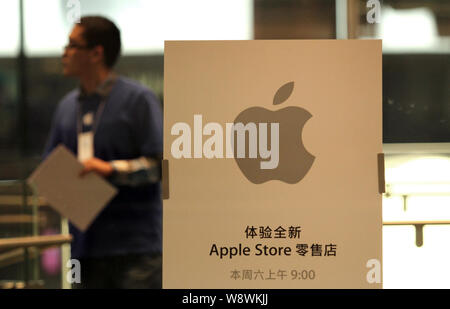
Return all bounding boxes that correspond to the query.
[64,43,91,50]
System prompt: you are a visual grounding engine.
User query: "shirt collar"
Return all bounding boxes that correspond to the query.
[78,72,117,100]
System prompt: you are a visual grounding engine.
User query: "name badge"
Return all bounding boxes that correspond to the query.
[78,131,94,162]
[82,112,94,127]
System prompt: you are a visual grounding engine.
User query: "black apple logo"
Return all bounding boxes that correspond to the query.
[233,81,315,184]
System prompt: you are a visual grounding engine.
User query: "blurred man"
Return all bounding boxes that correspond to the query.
[44,16,163,288]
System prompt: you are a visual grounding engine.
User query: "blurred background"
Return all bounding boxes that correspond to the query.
[0,0,449,288]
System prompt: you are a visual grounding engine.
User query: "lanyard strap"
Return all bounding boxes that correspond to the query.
[76,74,117,136]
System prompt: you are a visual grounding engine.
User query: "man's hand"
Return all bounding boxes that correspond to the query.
[80,157,114,177]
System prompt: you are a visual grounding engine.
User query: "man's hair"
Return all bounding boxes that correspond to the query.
[79,16,121,68]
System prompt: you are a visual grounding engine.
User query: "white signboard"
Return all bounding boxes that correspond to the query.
[163,40,383,288]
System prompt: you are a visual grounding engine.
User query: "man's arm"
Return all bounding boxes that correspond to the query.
[109,156,161,186]
[79,156,161,187]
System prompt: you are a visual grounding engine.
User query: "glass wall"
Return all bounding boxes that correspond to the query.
[350,0,450,288]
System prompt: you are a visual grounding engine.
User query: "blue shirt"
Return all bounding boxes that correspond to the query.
[44,76,163,258]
